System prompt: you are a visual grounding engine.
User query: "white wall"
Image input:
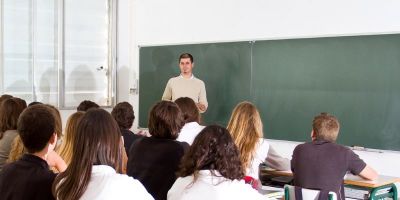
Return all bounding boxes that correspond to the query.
[62,0,400,178]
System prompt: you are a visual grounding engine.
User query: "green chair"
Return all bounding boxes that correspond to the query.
[284,185,337,200]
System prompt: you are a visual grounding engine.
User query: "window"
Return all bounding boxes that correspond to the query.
[0,0,116,108]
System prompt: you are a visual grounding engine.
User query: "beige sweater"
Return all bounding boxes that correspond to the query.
[162,75,208,110]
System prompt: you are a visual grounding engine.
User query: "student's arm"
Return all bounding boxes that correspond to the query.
[347,149,378,181]
[161,80,172,101]
[197,81,208,112]
[358,165,378,181]
[47,150,67,172]
[265,146,291,171]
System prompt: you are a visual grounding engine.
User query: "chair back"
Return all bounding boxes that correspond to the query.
[284,185,337,200]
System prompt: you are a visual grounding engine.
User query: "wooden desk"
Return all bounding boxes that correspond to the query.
[260,168,399,199]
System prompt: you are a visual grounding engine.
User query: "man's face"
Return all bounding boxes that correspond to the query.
[179,58,194,75]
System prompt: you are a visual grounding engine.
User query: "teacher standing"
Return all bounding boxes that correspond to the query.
[162,53,208,113]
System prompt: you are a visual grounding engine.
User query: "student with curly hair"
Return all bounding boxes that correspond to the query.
[167,125,264,200]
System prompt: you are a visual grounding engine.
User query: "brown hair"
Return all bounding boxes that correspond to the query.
[0,94,13,106]
[175,97,200,123]
[17,104,55,153]
[178,125,244,182]
[148,101,184,139]
[111,102,135,129]
[46,104,62,138]
[312,112,340,142]
[77,100,99,111]
[58,111,85,165]
[179,53,194,63]
[53,109,123,200]
[0,98,26,139]
[227,101,263,170]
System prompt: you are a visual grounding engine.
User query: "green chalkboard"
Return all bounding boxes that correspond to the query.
[139,34,400,151]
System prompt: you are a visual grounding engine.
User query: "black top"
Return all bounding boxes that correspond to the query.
[121,129,142,158]
[0,154,56,200]
[127,136,189,200]
[291,140,366,200]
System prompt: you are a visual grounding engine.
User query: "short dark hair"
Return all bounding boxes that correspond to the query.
[178,125,244,181]
[0,98,26,139]
[175,97,200,123]
[148,101,184,139]
[17,104,55,153]
[312,112,340,142]
[179,53,194,63]
[111,102,135,129]
[28,101,43,107]
[77,100,99,111]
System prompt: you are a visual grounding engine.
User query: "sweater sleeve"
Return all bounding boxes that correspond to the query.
[265,145,291,171]
[162,79,172,101]
[198,81,208,110]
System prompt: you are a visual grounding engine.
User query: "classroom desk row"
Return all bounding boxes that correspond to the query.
[260,168,400,200]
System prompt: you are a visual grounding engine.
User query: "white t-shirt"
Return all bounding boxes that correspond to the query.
[167,170,266,200]
[176,122,205,145]
[79,165,153,200]
[246,138,269,179]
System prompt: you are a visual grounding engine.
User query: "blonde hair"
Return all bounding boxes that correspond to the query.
[7,136,25,163]
[58,111,85,165]
[227,101,263,170]
[312,112,340,142]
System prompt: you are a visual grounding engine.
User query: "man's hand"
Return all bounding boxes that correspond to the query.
[196,103,206,112]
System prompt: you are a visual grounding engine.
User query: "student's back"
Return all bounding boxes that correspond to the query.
[0,105,58,200]
[127,101,188,200]
[291,113,377,200]
[292,140,366,199]
[0,154,56,200]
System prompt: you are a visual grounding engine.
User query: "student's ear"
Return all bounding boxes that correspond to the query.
[311,130,317,141]
[49,132,57,146]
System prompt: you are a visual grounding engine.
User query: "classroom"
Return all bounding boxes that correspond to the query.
[1,0,400,199]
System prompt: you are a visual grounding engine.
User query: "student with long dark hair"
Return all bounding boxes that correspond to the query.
[167,125,264,200]
[175,97,204,145]
[53,109,153,200]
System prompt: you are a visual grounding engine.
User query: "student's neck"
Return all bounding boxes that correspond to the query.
[32,149,49,160]
[181,73,192,79]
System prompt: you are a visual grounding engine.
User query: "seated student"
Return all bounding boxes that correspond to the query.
[7,104,66,172]
[111,102,142,157]
[0,104,58,200]
[53,109,153,200]
[77,100,99,111]
[175,97,205,145]
[227,101,290,181]
[291,113,378,200]
[0,94,13,105]
[58,111,85,165]
[127,101,189,200]
[0,98,26,171]
[167,125,265,200]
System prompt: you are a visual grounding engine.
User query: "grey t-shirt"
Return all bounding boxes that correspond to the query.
[0,130,18,171]
[291,140,366,200]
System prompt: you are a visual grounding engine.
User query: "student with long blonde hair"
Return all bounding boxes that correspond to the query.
[227,101,290,180]
[227,101,268,180]
[58,111,85,165]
